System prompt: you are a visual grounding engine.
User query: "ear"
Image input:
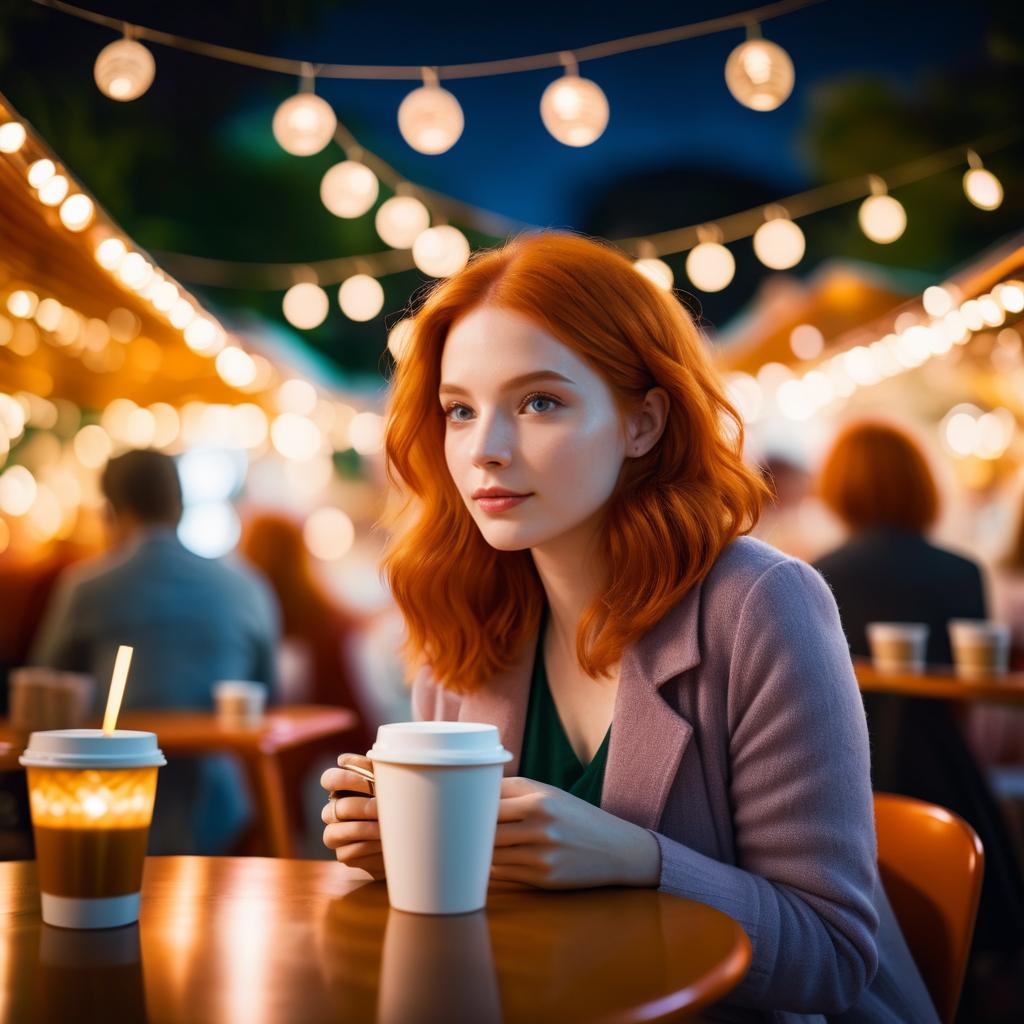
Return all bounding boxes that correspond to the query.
[625,387,669,458]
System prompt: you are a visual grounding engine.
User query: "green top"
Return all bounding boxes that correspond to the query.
[519,611,611,807]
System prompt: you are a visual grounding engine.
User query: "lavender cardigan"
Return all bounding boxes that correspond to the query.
[413,537,938,1023]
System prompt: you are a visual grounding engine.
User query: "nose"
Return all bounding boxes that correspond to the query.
[469,411,514,469]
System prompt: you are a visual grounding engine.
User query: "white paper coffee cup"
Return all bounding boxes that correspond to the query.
[866,622,929,673]
[367,722,512,915]
[213,681,267,725]
[948,620,1011,680]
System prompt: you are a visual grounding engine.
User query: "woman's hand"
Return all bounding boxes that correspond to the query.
[320,754,384,880]
[491,777,662,889]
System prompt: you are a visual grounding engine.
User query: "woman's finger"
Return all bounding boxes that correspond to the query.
[493,821,545,846]
[320,766,373,796]
[322,794,378,825]
[491,845,549,868]
[496,794,536,823]
[322,820,381,849]
[489,864,542,886]
[332,840,383,862]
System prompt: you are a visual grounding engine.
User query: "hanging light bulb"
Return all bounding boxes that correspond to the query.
[412,225,470,277]
[273,66,337,157]
[724,25,794,111]
[375,194,430,249]
[27,159,55,189]
[338,274,385,321]
[59,194,95,232]
[94,36,156,101]
[37,175,69,207]
[320,160,379,218]
[283,282,329,330]
[963,150,1004,211]
[540,56,609,147]
[0,122,26,153]
[387,319,415,362]
[397,69,464,155]
[685,233,735,293]
[753,211,804,269]
[633,257,674,291]
[858,177,906,244]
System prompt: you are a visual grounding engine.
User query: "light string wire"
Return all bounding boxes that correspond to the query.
[31,0,826,80]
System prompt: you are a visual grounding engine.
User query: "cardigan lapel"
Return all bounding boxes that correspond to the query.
[457,627,537,775]
[601,580,704,831]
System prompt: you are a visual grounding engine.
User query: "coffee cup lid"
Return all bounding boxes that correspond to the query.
[367,722,513,766]
[19,729,167,769]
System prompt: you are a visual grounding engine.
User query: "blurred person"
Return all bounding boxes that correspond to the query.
[31,449,280,854]
[751,453,838,562]
[321,233,938,1022]
[813,419,1024,959]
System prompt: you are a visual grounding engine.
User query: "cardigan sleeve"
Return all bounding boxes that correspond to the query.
[649,559,880,1015]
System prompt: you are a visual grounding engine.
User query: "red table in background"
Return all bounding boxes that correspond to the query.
[0,705,359,857]
[853,659,1024,706]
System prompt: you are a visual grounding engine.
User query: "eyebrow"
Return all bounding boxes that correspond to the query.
[438,370,576,397]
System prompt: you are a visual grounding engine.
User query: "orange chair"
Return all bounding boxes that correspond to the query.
[874,793,985,1024]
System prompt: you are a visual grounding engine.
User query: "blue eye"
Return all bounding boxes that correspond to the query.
[444,404,473,422]
[522,393,561,414]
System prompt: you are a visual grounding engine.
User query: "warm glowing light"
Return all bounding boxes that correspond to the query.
[73,424,113,468]
[975,409,1015,459]
[978,296,1004,328]
[303,507,355,561]
[397,83,464,155]
[320,160,379,218]
[944,410,979,457]
[283,283,329,330]
[922,285,954,318]
[94,38,156,101]
[95,237,127,270]
[338,274,385,321]
[277,379,318,415]
[996,282,1024,314]
[0,465,37,516]
[412,225,470,277]
[753,217,805,269]
[169,298,197,330]
[724,372,763,423]
[229,404,269,449]
[59,194,95,231]
[0,121,26,153]
[348,411,385,455]
[152,280,179,312]
[272,93,337,156]
[633,258,674,291]
[35,297,62,333]
[0,394,26,440]
[858,194,906,244]
[215,347,257,387]
[271,413,322,461]
[375,195,430,249]
[7,291,38,319]
[387,319,414,362]
[149,403,180,448]
[539,73,609,147]
[37,174,69,207]
[963,168,1003,211]
[117,252,151,289]
[789,323,824,360]
[183,317,221,354]
[685,242,735,292]
[27,159,55,189]
[724,37,794,111]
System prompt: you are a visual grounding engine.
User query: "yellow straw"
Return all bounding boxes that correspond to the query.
[102,645,134,735]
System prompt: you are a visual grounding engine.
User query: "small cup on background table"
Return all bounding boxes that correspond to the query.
[948,620,1011,680]
[866,622,929,674]
[213,680,268,726]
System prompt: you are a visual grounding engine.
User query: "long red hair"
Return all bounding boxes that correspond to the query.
[382,232,767,693]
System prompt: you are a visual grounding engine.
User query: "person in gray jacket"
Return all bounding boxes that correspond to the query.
[31,448,280,853]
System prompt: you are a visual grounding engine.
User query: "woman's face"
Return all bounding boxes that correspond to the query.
[439,304,629,553]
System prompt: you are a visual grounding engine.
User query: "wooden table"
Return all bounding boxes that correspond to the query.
[854,659,1024,706]
[0,706,359,857]
[0,857,751,1024]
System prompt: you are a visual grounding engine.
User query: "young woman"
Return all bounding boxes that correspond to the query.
[321,233,936,1022]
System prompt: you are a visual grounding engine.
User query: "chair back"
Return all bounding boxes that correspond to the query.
[874,793,984,1024]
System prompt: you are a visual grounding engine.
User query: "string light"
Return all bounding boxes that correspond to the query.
[304,507,355,561]
[59,194,95,231]
[375,195,430,249]
[752,212,804,269]
[686,240,735,292]
[282,282,329,329]
[320,160,379,218]
[215,347,257,388]
[412,225,470,277]
[963,150,1004,211]
[633,257,674,291]
[858,177,906,244]
[338,274,384,321]
[539,63,609,147]
[272,70,337,156]
[397,71,464,155]
[0,122,26,153]
[724,26,794,112]
[27,159,55,189]
[387,319,414,361]
[37,175,69,207]
[94,37,156,101]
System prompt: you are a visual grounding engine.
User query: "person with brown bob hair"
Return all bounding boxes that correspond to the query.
[813,419,1024,964]
[322,233,935,1020]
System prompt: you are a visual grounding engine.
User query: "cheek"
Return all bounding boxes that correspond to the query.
[527,416,624,502]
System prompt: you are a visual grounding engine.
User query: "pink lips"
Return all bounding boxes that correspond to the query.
[475,494,531,514]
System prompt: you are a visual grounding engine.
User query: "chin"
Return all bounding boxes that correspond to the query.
[472,519,545,552]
